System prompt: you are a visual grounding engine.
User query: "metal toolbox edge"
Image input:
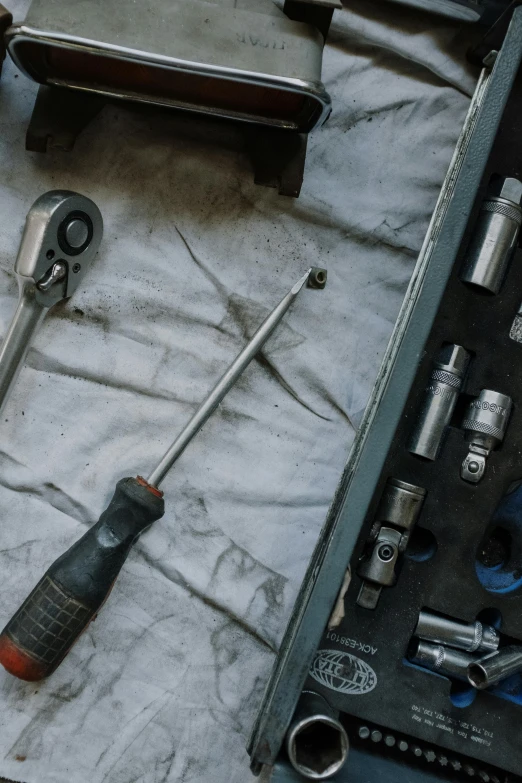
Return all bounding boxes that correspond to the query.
[248,7,522,773]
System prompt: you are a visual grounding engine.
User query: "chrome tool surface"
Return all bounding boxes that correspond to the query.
[0,191,102,417]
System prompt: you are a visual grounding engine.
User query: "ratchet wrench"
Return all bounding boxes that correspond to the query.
[0,191,103,416]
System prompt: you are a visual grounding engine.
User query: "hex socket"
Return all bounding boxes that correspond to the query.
[409,345,470,461]
[376,478,426,532]
[468,646,522,689]
[286,691,349,780]
[409,640,476,682]
[415,610,499,654]
[461,178,522,294]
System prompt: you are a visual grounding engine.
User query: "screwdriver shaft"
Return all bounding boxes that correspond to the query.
[0,268,322,681]
[147,269,312,487]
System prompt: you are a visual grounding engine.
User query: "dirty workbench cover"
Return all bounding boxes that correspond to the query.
[0,2,476,781]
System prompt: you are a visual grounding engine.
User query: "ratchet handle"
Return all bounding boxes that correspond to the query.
[0,477,164,681]
[0,285,47,417]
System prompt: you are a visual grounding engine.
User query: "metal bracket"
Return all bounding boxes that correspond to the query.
[283,0,341,41]
[0,4,13,78]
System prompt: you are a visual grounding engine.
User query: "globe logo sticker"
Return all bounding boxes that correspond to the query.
[310,649,377,695]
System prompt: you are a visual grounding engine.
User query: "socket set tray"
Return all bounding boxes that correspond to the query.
[299,26,522,783]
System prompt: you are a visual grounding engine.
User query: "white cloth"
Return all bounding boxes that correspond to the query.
[0,2,477,781]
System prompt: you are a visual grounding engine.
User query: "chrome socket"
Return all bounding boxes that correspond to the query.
[461,176,522,295]
[415,610,499,654]
[409,640,477,682]
[409,344,470,461]
[468,646,522,689]
[376,478,427,536]
[286,691,349,780]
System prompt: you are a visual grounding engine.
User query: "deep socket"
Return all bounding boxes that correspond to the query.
[415,610,499,654]
[409,640,477,682]
[468,646,522,689]
[460,176,522,294]
[409,344,470,461]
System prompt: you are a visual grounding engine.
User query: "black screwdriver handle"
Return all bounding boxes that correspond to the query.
[0,477,164,681]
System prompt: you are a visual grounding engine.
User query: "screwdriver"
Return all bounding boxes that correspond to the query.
[0,268,326,681]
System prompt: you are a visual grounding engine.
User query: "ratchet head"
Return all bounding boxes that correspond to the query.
[15,191,103,306]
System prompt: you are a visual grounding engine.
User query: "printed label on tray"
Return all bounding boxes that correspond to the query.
[325,630,378,655]
[310,649,377,695]
[410,704,494,747]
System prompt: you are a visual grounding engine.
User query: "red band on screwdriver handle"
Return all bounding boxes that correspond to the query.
[0,477,165,680]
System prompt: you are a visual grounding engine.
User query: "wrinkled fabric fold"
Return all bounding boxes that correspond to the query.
[0,1,477,781]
